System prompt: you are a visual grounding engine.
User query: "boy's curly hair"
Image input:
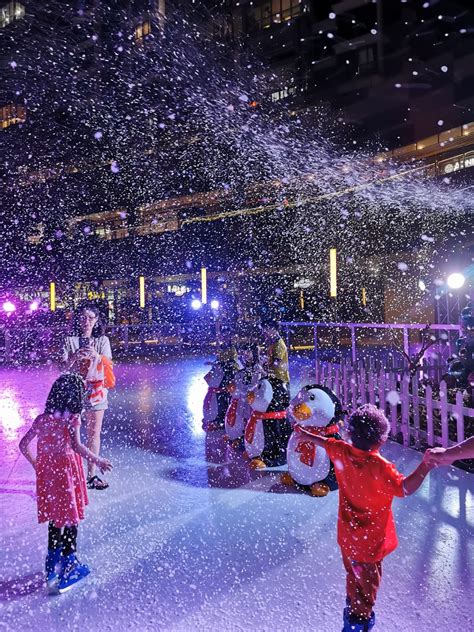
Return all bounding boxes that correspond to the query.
[347,404,391,451]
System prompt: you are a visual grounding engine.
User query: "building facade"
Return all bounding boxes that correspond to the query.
[0,0,472,327]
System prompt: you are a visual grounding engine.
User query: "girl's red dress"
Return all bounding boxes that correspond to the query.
[33,413,89,527]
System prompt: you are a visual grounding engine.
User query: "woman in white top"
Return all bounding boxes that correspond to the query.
[62,303,113,490]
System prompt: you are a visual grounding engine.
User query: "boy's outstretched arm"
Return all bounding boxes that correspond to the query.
[426,437,474,465]
[402,450,435,496]
[294,425,329,449]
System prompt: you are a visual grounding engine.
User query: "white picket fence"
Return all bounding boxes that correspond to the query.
[311,358,473,449]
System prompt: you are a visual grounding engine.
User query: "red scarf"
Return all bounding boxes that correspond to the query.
[225,398,238,428]
[294,423,340,467]
[245,410,287,444]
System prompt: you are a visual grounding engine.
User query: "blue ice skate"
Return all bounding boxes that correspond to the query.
[57,553,90,593]
[342,611,375,632]
[45,547,63,592]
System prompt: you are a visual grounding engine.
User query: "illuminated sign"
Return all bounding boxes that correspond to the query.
[167,284,189,296]
[87,291,105,300]
[440,151,474,174]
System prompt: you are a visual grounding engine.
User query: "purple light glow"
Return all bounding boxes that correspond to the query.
[2,301,16,314]
[29,300,39,311]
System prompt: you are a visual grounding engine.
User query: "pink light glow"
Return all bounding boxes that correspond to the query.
[29,300,39,311]
[2,301,16,314]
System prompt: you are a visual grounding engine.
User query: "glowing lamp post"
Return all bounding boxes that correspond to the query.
[447,273,465,290]
[210,299,219,310]
[329,248,337,298]
[201,267,207,304]
[191,299,202,310]
[50,282,56,311]
[2,300,16,315]
[139,275,146,308]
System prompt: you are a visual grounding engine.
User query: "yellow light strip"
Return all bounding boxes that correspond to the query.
[139,276,145,308]
[299,289,305,310]
[201,267,207,304]
[50,282,56,311]
[330,249,337,298]
[362,287,367,306]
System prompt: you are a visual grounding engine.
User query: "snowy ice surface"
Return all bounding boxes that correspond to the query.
[0,356,472,632]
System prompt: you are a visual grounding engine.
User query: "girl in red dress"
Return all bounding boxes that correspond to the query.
[19,373,112,593]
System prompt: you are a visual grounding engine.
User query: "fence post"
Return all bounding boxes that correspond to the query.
[341,359,348,408]
[313,325,318,366]
[334,366,340,399]
[401,376,410,446]
[412,373,421,448]
[388,371,399,438]
[455,390,465,444]
[403,327,409,357]
[351,325,356,364]
[360,361,367,405]
[440,380,449,448]
[426,384,434,446]
[351,361,358,411]
[378,366,385,411]
[368,362,376,405]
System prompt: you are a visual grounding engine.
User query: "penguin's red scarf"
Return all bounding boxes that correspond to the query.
[245,410,287,444]
[293,423,340,467]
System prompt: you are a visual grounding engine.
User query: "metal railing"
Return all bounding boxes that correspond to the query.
[280,321,462,367]
[0,320,463,366]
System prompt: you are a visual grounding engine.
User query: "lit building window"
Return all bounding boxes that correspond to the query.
[135,20,151,42]
[0,103,26,129]
[270,86,296,102]
[250,0,301,31]
[0,2,25,28]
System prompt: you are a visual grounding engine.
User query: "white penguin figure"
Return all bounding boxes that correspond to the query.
[244,376,291,469]
[224,363,261,445]
[202,364,225,430]
[282,384,343,496]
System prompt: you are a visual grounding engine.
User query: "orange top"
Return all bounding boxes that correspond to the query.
[326,438,405,562]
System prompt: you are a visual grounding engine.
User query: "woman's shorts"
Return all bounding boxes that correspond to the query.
[84,399,109,412]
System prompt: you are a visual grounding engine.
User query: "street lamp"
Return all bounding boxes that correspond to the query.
[191,299,202,310]
[2,300,16,314]
[210,299,219,310]
[447,273,465,290]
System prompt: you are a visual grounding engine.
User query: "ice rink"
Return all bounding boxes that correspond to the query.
[0,355,473,632]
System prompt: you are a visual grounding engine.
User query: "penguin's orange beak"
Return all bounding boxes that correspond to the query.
[292,402,312,420]
[247,391,256,405]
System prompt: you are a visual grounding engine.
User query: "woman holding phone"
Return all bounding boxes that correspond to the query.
[61,302,113,490]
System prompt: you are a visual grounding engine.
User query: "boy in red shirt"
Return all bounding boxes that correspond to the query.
[296,404,434,632]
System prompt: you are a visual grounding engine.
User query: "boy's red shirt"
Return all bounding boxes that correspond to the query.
[325,438,405,563]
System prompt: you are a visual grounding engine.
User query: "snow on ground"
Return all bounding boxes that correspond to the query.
[0,356,472,632]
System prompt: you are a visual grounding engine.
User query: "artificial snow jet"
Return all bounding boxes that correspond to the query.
[243,376,292,469]
[281,384,344,496]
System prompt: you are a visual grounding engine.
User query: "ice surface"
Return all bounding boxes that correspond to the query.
[0,356,472,631]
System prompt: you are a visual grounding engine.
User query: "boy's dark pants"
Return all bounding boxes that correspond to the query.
[342,553,382,620]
